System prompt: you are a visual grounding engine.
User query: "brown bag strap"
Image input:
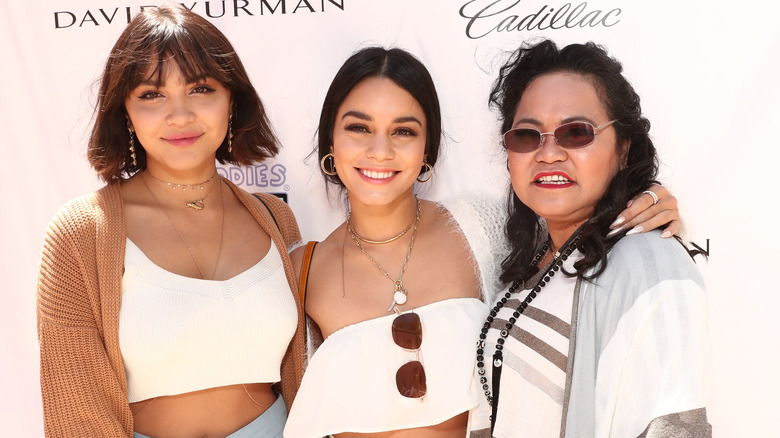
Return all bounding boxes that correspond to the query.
[298,241,318,306]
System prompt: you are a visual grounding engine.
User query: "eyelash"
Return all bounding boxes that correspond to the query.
[138,91,162,100]
[343,124,418,137]
[136,84,215,100]
[345,124,369,134]
[192,85,215,94]
[395,127,417,137]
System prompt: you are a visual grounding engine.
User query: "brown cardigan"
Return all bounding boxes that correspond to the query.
[36,179,306,437]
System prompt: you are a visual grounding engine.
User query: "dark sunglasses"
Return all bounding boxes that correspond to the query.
[392,312,426,398]
[503,119,618,153]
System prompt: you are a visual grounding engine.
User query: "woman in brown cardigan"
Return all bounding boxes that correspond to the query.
[36,6,305,437]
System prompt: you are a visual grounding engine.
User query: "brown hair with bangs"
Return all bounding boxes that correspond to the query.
[88,5,279,181]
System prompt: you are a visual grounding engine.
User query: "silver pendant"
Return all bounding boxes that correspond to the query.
[387,289,408,312]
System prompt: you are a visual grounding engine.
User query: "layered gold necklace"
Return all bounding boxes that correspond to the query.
[141,173,226,280]
[145,170,219,210]
[347,197,422,312]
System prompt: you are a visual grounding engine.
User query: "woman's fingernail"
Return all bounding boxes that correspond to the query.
[626,199,634,208]
[610,216,625,229]
[661,230,672,238]
[606,227,623,238]
[625,225,644,236]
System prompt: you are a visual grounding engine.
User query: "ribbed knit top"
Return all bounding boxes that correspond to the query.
[120,239,297,402]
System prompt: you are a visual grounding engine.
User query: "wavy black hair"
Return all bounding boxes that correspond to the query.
[492,39,660,283]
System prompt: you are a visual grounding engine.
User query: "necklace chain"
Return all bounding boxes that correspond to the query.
[142,174,226,280]
[348,197,422,312]
[145,170,218,190]
[476,231,581,409]
[146,170,219,210]
[347,210,415,244]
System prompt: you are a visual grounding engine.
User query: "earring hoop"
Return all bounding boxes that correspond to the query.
[416,162,433,183]
[320,153,337,176]
[127,120,137,167]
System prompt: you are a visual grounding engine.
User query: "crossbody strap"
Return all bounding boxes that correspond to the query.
[298,241,318,306]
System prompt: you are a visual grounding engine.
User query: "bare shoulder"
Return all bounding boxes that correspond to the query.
[290,245,307,281]
[295,223,347,277]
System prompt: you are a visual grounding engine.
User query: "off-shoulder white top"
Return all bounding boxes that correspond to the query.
[284,298,488,437]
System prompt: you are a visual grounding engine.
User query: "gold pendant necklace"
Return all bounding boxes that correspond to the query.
[142,174,226,279]
[146,170,219,210]
[348,197,422,312]
[347,212,414,244]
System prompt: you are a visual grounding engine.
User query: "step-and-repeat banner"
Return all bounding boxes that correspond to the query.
[2,1,777,435]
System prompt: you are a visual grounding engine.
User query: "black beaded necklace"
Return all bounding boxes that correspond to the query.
[476,230,582,428]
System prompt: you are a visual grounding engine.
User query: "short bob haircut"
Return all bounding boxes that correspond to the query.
[317,47,442,188]
[88,5,278,181]
[492,39,661,283]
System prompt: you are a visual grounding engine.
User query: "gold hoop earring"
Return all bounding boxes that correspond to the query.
[320,153,337,176]
[416,162,433,183]
[127,120,137,167]
[227,114,234,154]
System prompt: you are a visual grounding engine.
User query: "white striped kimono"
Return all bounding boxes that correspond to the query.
[469,231,711,438]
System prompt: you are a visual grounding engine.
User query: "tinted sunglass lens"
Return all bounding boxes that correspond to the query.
[396,360,427,398]
[504,129,540,153]
[556,122,595,148]
[392,313,422,350]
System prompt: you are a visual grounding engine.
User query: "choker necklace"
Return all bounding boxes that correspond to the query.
[349,197,422,312]
[142,175,226,279]
[347,211,415,244]
[476,229,582,415]
[146,170,219,210]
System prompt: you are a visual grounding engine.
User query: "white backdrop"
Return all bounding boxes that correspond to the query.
[2,1,778,436]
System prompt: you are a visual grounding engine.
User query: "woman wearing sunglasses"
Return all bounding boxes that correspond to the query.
[283,46,680,438]
[468,40,710,437]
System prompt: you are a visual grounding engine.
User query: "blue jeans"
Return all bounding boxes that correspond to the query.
[133,394,286,438]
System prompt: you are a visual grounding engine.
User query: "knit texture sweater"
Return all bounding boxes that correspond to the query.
[36,179,306,437]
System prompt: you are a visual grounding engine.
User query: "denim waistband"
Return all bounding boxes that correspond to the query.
[133,394,286,438]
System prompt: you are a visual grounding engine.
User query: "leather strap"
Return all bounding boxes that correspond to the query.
[252,193,279,229]
[298,241,317,306]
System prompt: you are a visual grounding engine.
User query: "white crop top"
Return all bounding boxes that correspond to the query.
[284,298,488,437]
[119,239,297,403]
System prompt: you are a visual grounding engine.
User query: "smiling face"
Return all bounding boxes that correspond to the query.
[331,76,427,208]
[508,72,625,231]
[124,61,231,180]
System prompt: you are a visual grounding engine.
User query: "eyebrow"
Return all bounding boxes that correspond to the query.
[136,74,211,87]
[341,111,422,127]
[512,115,598,129]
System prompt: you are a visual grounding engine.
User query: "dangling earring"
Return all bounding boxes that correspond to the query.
[320,153,337,176]
[127,120,137,167]
[416,161,433,183]
[227,114,234,154]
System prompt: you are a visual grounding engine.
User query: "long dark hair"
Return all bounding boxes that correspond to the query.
[492,39,659,283]
[317,46,442,188]
[88,5,278,181]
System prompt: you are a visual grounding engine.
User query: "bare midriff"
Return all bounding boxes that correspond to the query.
[335,411,468,438]
[131,382,276,437]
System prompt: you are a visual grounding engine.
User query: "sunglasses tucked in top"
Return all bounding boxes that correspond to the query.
[503,119,618,153]
[392,312,426,398]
